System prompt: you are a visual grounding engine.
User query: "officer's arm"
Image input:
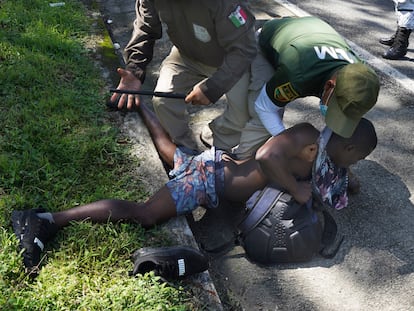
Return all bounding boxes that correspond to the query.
[200,2,257,103]
[124,0,162,83]
[255,86,286,136]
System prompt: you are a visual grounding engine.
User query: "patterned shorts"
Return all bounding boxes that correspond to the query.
[166,147,225,215]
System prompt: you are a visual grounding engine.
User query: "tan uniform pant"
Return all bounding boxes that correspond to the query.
[153,46,250,151]
[232,49,276,159]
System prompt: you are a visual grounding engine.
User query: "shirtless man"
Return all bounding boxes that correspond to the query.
[11,100,377,274]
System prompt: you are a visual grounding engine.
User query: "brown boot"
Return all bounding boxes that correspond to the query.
[347,168,360,195]
[383,27,411,60]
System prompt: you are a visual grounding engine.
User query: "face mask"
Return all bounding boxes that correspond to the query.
[319,100,328,117]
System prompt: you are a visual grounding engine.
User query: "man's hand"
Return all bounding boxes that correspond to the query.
[185,85,210,106]
[291,181,312,205]
[110,68,142,110]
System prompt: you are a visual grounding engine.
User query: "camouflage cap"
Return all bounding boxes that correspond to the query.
[325,63,379,138]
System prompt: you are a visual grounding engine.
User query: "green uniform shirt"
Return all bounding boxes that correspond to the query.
[259,17,361,107]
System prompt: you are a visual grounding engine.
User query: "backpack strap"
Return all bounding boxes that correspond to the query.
[202,187,290,254]
[319,210,344,258]
[238,187,291,235]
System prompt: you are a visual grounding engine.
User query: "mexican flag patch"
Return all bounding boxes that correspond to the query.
[228,5,247,28]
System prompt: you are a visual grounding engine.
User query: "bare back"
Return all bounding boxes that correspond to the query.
[222,123,319,203]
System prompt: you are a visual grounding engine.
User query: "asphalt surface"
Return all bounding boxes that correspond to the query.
[91,0,414,310]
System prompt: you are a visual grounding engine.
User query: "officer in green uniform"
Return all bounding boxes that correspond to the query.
[234,16,380,158]
[110,0,257,152]
[232,16,380,193]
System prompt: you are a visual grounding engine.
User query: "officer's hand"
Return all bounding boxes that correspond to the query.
[291,181,312,205]
[185,85,210,106]
[110,68,142,110]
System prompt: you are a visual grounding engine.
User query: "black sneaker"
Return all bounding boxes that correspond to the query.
[11,209,58,275]
[130,246,209,280]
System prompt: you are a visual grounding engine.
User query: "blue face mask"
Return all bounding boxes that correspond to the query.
[319,100,328,117]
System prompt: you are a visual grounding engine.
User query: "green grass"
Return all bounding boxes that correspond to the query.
[0,0,198,309]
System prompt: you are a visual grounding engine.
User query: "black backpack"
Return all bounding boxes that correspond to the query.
[237,186,341,264]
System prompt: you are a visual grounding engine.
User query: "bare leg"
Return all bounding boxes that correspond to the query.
[52,186,177,229]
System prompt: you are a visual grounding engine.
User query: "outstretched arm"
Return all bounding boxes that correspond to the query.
[136,102,177,167]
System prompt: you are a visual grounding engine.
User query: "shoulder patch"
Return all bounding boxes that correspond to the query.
[193,23,211,43]
[273,82,299,103]
[228,5,247,28]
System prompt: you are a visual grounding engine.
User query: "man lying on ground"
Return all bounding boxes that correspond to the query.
[11,100,377,276]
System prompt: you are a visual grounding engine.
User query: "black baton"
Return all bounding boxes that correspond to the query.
[110,88,186,99]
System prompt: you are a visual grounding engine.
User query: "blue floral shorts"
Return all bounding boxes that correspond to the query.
[166,147,225,215]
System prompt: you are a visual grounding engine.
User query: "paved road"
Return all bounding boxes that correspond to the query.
[192,1,414,310]
[96,0,414,310]
[285,0,414,79]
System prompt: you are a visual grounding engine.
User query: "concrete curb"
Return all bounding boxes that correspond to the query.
[89,1,298,309]
[89,0,224,309]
